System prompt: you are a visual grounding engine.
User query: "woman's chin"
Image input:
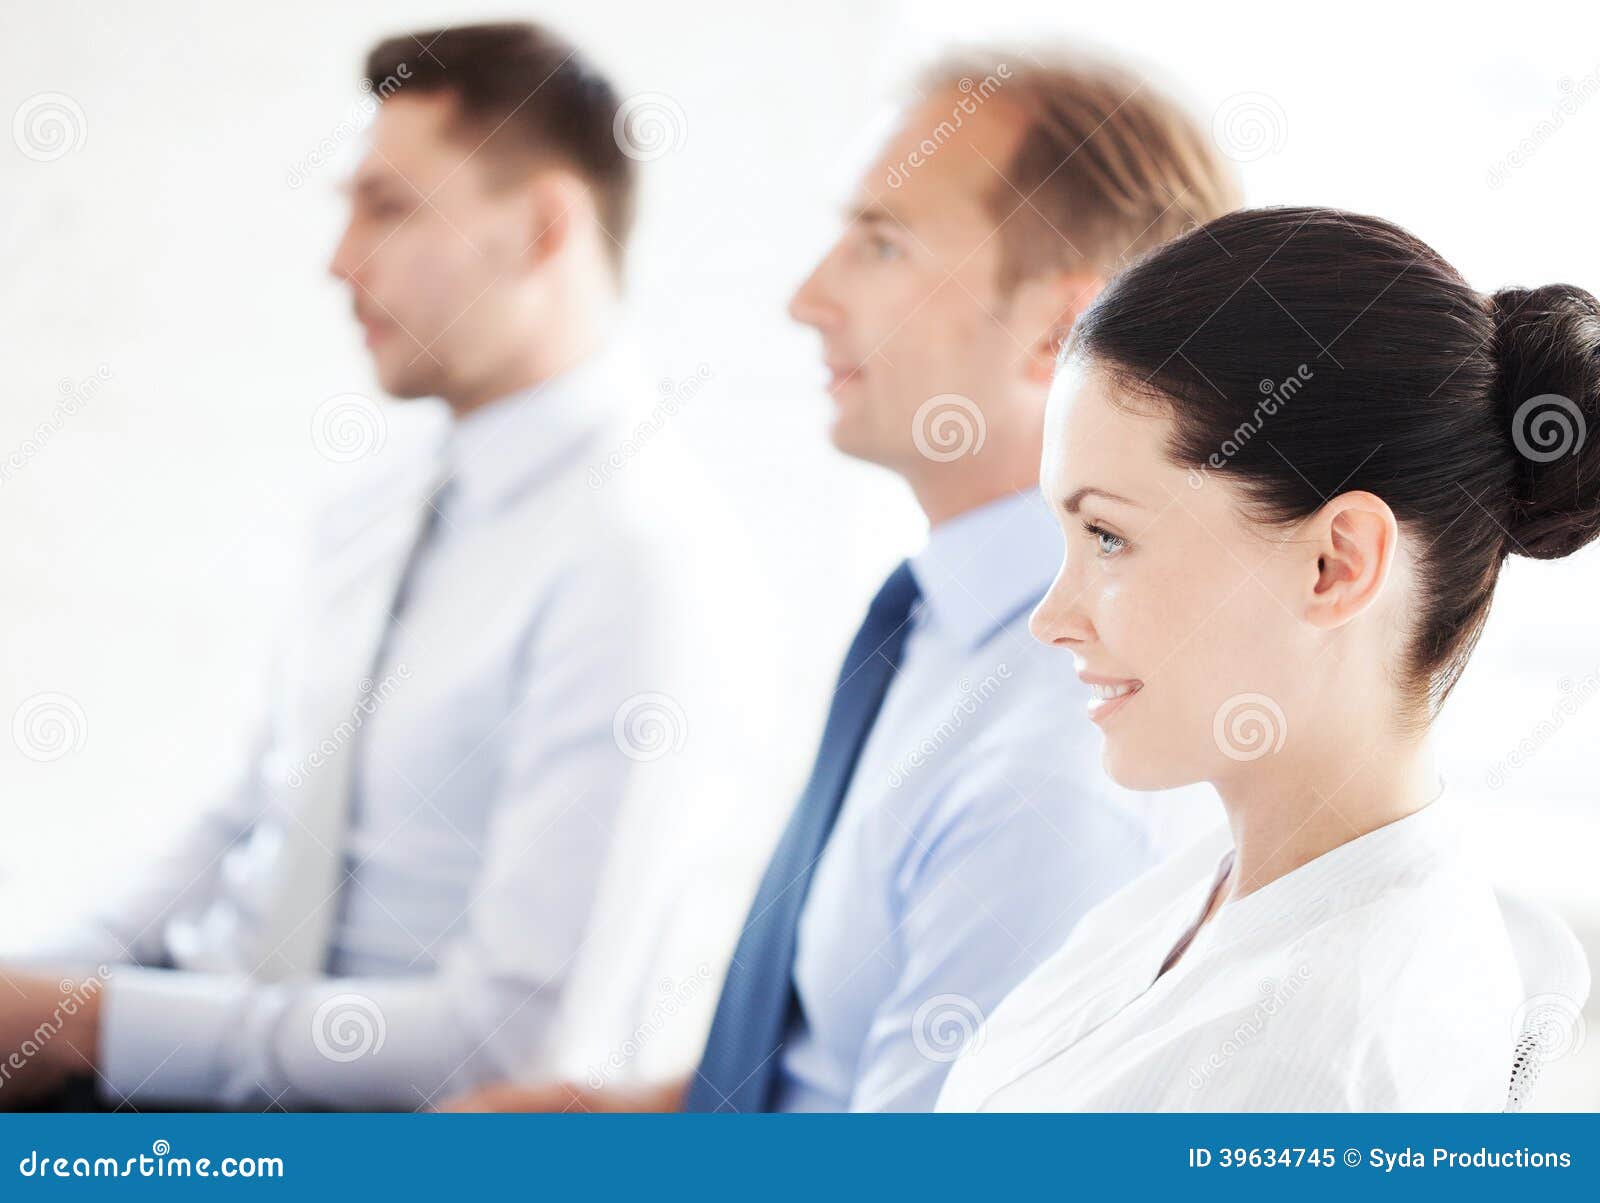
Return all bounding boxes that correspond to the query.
[1101,742,1191,793]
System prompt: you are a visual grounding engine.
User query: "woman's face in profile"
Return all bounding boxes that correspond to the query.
[1029,359,1322,792]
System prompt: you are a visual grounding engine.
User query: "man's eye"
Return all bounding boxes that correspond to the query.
[868,234,903,261]
[1083,522,1128,557]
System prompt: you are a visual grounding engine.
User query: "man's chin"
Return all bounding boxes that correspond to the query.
[373,368,439,402]
[827,414,893,468]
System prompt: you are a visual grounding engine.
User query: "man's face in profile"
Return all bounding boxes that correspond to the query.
[327,94,534,402]
[788,90,1028,473]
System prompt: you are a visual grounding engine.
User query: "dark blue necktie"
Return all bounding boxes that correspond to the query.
[684,560,922,1113]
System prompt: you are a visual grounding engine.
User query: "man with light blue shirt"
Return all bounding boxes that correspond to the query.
[446,50,1238,1113]
[0,23,760,1111]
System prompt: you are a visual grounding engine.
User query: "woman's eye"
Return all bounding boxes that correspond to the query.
[1084,522,1127,557]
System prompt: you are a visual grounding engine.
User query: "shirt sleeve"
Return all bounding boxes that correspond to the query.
[96,535,668,1110]
[845,748,1155,1112]
[3,738,267,971]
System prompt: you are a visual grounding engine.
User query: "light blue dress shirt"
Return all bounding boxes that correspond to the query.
[19,345,760,1109]
[773,488,1164,1112]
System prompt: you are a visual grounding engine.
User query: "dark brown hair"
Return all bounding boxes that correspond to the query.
[365,22,635,273]
[1070,206,1600,715]
[919,52,1243,290]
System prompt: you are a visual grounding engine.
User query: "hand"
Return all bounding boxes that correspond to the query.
[0,970,104,1110]
[435,1075,687,1113]
[437,1081,593,1112]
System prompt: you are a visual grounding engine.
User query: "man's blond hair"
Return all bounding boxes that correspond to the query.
[920,51,1243,289]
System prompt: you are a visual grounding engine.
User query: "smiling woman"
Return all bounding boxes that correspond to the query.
[937,204,1600,1113]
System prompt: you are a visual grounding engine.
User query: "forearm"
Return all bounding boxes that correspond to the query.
[96,965,560,1111]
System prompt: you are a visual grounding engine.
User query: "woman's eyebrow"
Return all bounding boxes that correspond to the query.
[1061,486,1143,513]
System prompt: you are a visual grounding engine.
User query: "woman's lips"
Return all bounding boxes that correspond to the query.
[1080,676,1144,724]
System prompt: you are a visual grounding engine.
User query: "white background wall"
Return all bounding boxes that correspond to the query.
[3,0,1598,1105]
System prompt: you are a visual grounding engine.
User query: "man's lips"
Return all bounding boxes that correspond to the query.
[357,318,392,348]
[824,361,864,392]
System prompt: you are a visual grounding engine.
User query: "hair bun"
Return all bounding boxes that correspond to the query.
[1488,283,1600,560]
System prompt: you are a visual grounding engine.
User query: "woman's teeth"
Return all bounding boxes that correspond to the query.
[1089,682,1138,700]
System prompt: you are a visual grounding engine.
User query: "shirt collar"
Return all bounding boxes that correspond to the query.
[1205,784,1460,951]
[442,341,637,519]
[907,488,1062,650]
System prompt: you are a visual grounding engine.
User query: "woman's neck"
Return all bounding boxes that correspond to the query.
[1214,734,1441,903]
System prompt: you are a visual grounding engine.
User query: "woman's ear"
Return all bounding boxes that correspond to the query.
[1015,272,1105,383]
[1303,490,1399,629]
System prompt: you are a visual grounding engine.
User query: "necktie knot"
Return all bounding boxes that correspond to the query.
[868,559,921,626]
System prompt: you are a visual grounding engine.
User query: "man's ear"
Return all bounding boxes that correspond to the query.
[1014,271,1105,383]
[1303,490,1399,629]
[521,170,587,270]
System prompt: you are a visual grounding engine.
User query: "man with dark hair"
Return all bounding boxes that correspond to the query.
[0,22,760,1111]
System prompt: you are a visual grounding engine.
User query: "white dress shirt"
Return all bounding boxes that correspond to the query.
[936,796,1528,1111]
[21,344,761,1109]
[772,489,1215,1112]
